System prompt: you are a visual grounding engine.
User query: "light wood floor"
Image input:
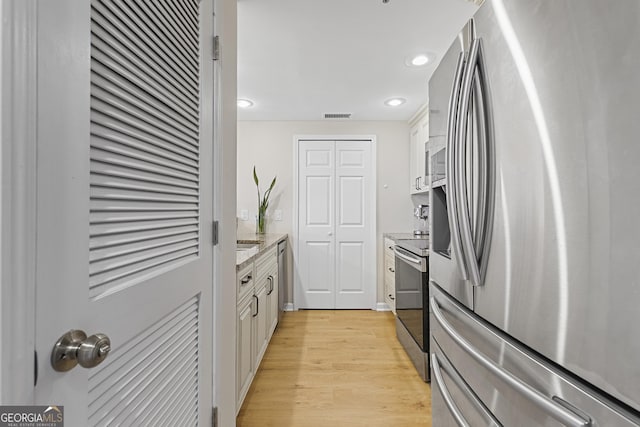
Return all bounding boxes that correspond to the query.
[236,310,432,427]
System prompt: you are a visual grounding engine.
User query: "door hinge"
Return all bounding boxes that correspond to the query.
[213,35,220,60]
[212,220,219,246]
[212,406,218,427]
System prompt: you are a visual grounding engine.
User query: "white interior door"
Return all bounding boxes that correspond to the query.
[34,1,214,426]
[297,139,374,309]
[297,140,336,308]
[334,141,374,309]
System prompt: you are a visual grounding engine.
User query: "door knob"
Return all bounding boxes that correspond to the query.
[51,330,111,372]
[328,231,333,236]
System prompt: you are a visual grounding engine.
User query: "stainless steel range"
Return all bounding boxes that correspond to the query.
[393,238,429,381]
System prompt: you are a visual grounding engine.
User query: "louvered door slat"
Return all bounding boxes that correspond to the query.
[92,123,198,164]
[91,0,200,301]
[89,247,199,297]
[90,176,198,198]
[95,0,198,89]
[91,41,197,124]
[127,355,197,426]
[141,1,199,57]
[92,147,197,184]
[123,0,198,75]
[90,330,195,419]
[91,19,198,114]
[90,211,198,224]
[91,137,198,175]
[92,82,198,144]
[90,226,199,252]
[88,297,199,426]
[92,0,197,94]
[92,98,197,152]
[104,0,198,85]
[91,186,198,204]
[160,0,199,43]
[92,73,199,142]
[89,300,197,391]
[90,232,198,263]
[104,348,197,425]
[91,162,198,190]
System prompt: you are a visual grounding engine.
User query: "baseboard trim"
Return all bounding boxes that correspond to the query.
[376,303,391,312]
[284,303,295,311]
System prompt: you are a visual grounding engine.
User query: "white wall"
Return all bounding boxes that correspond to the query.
[237,120,414,307]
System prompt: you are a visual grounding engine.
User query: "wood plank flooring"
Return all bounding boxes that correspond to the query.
[236,310,432,427]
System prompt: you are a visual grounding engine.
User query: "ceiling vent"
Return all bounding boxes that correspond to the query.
[323,113,352,119]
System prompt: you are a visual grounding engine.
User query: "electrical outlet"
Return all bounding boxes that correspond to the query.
[240,209,249,221]
[274,209,283,221]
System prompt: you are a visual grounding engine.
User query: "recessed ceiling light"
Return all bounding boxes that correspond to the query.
[385,98,406,107]
[405,53,435,67]
[237,98,254,108]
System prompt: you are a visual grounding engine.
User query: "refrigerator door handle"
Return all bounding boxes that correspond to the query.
[446,52,469,281]
[474,38,496,284]
[431,353,472,427]
[455,37,495,288]
[431,351,503,427]
[430,297,593,427]
[455,39,482,288]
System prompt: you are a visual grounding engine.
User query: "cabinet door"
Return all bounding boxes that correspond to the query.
[268,272,279,336]
[409,124,421,194]
[419,115,429,189]
[384,250,396,313]
[254,283,269,366]
[237,296,254,411]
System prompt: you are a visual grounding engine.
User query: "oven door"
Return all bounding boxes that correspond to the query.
[394,245,428,351]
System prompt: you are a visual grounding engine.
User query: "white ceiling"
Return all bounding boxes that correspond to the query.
[237,0,478,121]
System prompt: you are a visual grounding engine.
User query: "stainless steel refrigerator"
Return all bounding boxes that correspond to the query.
[428,0,640,425]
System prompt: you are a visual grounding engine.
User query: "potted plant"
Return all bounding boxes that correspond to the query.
[253,166,276,234]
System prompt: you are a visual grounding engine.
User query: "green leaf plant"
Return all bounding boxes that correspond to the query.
[253,166,276,234]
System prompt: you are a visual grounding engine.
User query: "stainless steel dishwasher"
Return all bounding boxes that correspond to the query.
[277,240,287,324]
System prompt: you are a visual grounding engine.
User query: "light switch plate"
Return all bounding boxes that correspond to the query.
[240,209,249,221]
[274,209,283,221]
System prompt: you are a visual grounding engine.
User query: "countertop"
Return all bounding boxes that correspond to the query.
[236,233,288,270]
[383,233,429,243]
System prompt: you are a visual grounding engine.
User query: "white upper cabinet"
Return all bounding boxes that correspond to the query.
[409,105,429,195]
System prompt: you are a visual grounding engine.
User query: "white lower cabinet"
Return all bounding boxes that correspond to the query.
[383,237,396,313]
[254,281,269,366]
[236,246,280,413]
[236,291,255,408]
[267,271,279,337]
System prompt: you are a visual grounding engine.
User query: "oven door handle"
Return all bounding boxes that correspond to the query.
[393,246,422,265]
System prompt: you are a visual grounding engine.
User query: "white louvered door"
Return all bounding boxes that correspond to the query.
[34,0,214,426]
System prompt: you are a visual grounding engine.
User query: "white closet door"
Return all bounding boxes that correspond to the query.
[298,140,336,309]
[297,139,374,309]
[334,141,374,309]
[34,0,214,425]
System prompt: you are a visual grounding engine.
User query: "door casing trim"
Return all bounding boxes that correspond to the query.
[0,0,38,403]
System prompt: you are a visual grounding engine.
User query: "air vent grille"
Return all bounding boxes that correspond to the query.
[324,113,352,119]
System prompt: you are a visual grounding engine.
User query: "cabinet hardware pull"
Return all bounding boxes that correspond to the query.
[252,295,259,317]
[241,274,252,285]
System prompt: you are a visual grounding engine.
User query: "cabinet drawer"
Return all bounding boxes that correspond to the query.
[237,263,254,300]
[384,256,396,276]
[384,238,395,258]
[255,246,277,280]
